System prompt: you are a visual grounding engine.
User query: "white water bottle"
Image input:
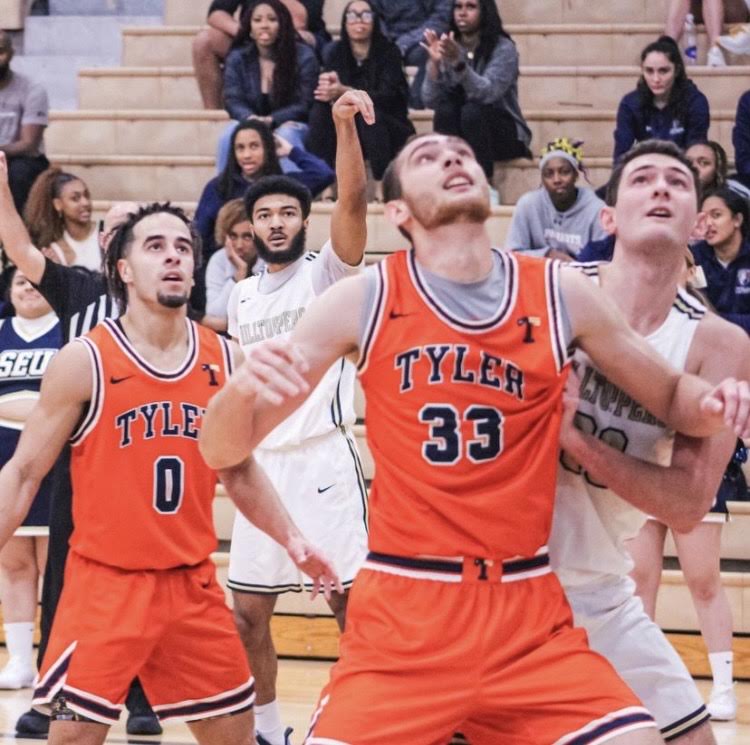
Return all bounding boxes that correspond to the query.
[684,13,698,64]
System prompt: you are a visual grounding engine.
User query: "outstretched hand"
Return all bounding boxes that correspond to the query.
[700,377,750,437]
[286,535,343,600]
[332,89,375,126]
[231,338,310,406]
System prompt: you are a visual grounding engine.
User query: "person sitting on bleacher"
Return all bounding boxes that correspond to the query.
[614,36,710,161]
[216,0,320,174]
[192,0,330,110]
[0,31,49,213]
[665,0,744,65]
[307,0,414,201]
[421,0,531,205]
[203,198,261,333]
[506,138,607,260]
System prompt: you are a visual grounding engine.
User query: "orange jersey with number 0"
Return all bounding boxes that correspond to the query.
[358,250,569,560]
[69,319,233,570]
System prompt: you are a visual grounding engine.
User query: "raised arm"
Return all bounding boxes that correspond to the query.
[0,341,91,550]
[200,273,365,469]
[0,152,45,284]
[329,90,374,266]
[561,266,750,438]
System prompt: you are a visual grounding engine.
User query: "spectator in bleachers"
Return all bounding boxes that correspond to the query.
[687,139,728,191]
[203,198,260,333]
[506,137,606,259]
[0,31,49,213]
[22,168,100,272]
[0,268,60,691]
[192,0,330,110]
[733,90,750,189]
[307,0,414,200]
[194,119,331,311]
[369,0,451,109]
[421,0,531,204]
[665,0,745,65]
[629,187,750,722]
[614,36,710,161]
[216,0,320,174]
[717,0,750,55]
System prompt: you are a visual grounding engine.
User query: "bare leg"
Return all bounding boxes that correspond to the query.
[231,592,278,705]
[673,523,732,652]
[326,589,349,632]
[192,27,233,110]
[189,710,254,744]
[628,520,668,620]
[703,0,725,46]
[0,536,40,621]
[671,720,717,744]
[666,0,692,40]
[48,720,109,745]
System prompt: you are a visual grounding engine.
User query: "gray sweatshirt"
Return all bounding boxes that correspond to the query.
[421,35,531,146]
[506,187,608,258]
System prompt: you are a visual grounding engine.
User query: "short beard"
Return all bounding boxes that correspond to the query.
[406,192,491,230]
[157,291,190,308]
[254,227,307,266]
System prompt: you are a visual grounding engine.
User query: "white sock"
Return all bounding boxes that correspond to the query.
[255,700,286,744]
[3,623,34,666]
[708,651,733,688]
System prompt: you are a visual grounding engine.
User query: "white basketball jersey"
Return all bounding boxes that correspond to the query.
[227,241,360,450]
[550,264,705,590]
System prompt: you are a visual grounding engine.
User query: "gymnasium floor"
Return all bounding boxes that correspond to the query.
[0,658,747,743]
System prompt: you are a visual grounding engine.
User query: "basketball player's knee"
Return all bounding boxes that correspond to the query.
[232,602,273,647]
[686,573,721,603]
[0,551,36,580]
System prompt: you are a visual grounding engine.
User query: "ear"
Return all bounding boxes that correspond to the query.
[690,210,707,241]
[599,205,617,236]
[117,257,132,285]
[52,197,63,215]
[385,199,411,231]
[303,216,310,229]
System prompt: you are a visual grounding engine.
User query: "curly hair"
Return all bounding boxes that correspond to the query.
[104,203,201,313]
[237,0,299,109]
[23,168,83,248]
[687,139,728,191]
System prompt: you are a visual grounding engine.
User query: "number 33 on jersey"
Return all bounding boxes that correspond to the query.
[68,318,234,571]
[358,250,570,561]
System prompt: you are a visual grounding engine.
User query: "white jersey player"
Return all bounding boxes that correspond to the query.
[550,140,750,745]
[225,91,373,745]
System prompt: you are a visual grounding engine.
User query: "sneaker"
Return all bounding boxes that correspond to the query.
[707,45,727,66]
[126,711,163,736]
[0,658,35,689]
[707,683,737,721]
[719,24,750,55]
[15,708,50,737]
[257,726,294,745]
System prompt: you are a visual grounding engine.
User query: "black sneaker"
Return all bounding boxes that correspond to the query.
[257,726,293,745]
[15,708,50,738]
[126,711,163,736]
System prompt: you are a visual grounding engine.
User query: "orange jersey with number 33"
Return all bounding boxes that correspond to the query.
[358,250,570,560]
[69,319,233,570]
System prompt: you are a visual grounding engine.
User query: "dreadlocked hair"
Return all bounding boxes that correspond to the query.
[104,202,201,314]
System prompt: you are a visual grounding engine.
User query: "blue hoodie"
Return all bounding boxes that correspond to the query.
[613,80,710,161]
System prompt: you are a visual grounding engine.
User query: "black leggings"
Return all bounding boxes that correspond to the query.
[433,100,530,179]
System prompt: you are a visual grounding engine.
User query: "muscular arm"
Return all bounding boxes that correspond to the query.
[330,91,373,266]
[0,124,45,158]
[562,266,746,438]
[0,153,45,284]
[0,342,90,550]
[200,274,364,468]
[562,316,749,531]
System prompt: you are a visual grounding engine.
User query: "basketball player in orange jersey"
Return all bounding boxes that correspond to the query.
[0,202,339,745]
[201,133,750,744]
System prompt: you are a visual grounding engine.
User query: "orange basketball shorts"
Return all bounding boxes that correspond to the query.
[304,552,656,745]
[33,551,254,724]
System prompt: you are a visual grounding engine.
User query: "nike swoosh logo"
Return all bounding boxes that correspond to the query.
[317,484,335,494]
[110,375,134,384]
[389,311,412,319]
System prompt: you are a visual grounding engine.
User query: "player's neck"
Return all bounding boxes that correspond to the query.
[119,305,189,359]
[603,245,684,334]
[412,222,493,282]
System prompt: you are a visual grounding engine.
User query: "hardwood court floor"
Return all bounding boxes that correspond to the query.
[0,658,748,743]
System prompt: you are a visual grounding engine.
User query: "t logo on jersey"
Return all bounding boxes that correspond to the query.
[202,363,220,386]
[517,316,541,344]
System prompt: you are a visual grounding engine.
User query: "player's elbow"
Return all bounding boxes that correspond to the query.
[670,484,715,533]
